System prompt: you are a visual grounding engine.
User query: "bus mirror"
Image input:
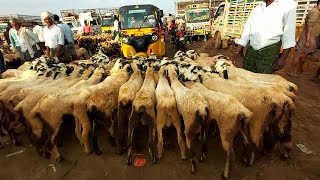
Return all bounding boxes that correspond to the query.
[159,10,164,17]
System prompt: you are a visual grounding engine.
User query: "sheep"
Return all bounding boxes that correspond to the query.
[200,71,295,166]
[116,61,144,153]
[184,80,253,178]
[76,47,90,60]
[30,60,126,161]
[86,62,132,155]
[213,60,296,100]
[28,67,105,161]
[13,67,96,157]
[127,63,157,165]
[155,65,186,160]
[215,59,298,93]
[167,64,209,174]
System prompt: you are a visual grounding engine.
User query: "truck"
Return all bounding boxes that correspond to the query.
[79,12,102,34]
[97,8,119,33]
[61,9,102,34]
[185,3,211,37]
[211,0,318,48]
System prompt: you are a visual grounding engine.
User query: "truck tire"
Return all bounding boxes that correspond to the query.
[214,32,222,49]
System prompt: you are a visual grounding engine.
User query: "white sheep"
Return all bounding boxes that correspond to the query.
[184,80,253,178]
[200,71,295,166]
[127,63,157,165]
[117,62,144,153]
[167,64,209,174]
[155,65,186,160]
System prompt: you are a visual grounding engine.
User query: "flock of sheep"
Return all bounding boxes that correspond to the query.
[0,50,298,178]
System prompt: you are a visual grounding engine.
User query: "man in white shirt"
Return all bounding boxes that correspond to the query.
[42,11,70,62]
[234,0,297,74]
[9,18,41,63]
[113,15,119,40]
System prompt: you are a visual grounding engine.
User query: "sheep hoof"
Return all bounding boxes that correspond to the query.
[55,156,63,163]
[127,157,133,165]
[280,153,289,160]
[220,172,228,179]
[152,156,157,164]
[95,149,103,155]
[190,160,196,174]
[199,154,206,162]
[14,141,22,146]
[182,156,188,161]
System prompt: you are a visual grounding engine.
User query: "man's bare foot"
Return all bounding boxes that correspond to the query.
[287,72,301,78]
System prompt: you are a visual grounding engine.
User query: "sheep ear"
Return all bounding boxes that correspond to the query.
[163,69,168,77]
[53,72,60,79]
[126,65,133,74]
[223,70,229,79]
[198,75,203,83]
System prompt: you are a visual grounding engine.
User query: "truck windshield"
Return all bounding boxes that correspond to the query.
[65,22,74,28]
[186,9,210,23]
[120,8,157,29]
[102,18,114,26]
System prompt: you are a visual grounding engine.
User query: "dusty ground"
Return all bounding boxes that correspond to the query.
[0,37,320,180]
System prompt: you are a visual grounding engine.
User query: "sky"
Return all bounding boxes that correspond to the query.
[0,0,177,16]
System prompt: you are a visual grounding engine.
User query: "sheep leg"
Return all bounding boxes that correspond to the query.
[48,127,62,162]
[280,111,293,160]
[116,106,128,154]
[156,110,166,159]
[127,110,138,165]
[148,125,157,164]
[185,130,197,174]
[74,117,83,146]
[172,110,187,160]
[80,119,91,154]
[200,126,209,162]
[91,119,102,155]
[74,109,92,154]
[2,113,20,146]
[222,147,234,179]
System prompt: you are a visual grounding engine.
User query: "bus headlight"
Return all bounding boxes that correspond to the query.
[151,35,158,42]
[122,37,129,44]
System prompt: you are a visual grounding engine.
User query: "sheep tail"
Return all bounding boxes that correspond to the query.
[196,107,209,126]
[120,100,132,111]
[138,106,148,126]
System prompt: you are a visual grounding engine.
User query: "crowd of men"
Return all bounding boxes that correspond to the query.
[0,11,95,73]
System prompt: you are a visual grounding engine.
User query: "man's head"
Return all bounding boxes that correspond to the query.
[41,11,54,26]
[84,20,88,25]
[9,18,21,30]
[53,14,60,23]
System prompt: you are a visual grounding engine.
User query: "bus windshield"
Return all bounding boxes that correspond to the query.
[120,8,157,29]
[186,9,210,23]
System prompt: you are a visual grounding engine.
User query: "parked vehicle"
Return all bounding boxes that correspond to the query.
[119,4,165,58]
[185,3,211,38]
[211,0,318,48]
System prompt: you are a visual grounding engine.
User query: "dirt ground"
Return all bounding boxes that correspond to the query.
[0,37,320,180]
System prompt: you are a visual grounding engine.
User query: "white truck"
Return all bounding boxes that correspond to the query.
[211,0,318,48]
[79,12,102,34]
[61,16,82,35]
[185,3,211,38]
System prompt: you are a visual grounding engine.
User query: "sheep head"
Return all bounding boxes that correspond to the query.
[214,60,229,79]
